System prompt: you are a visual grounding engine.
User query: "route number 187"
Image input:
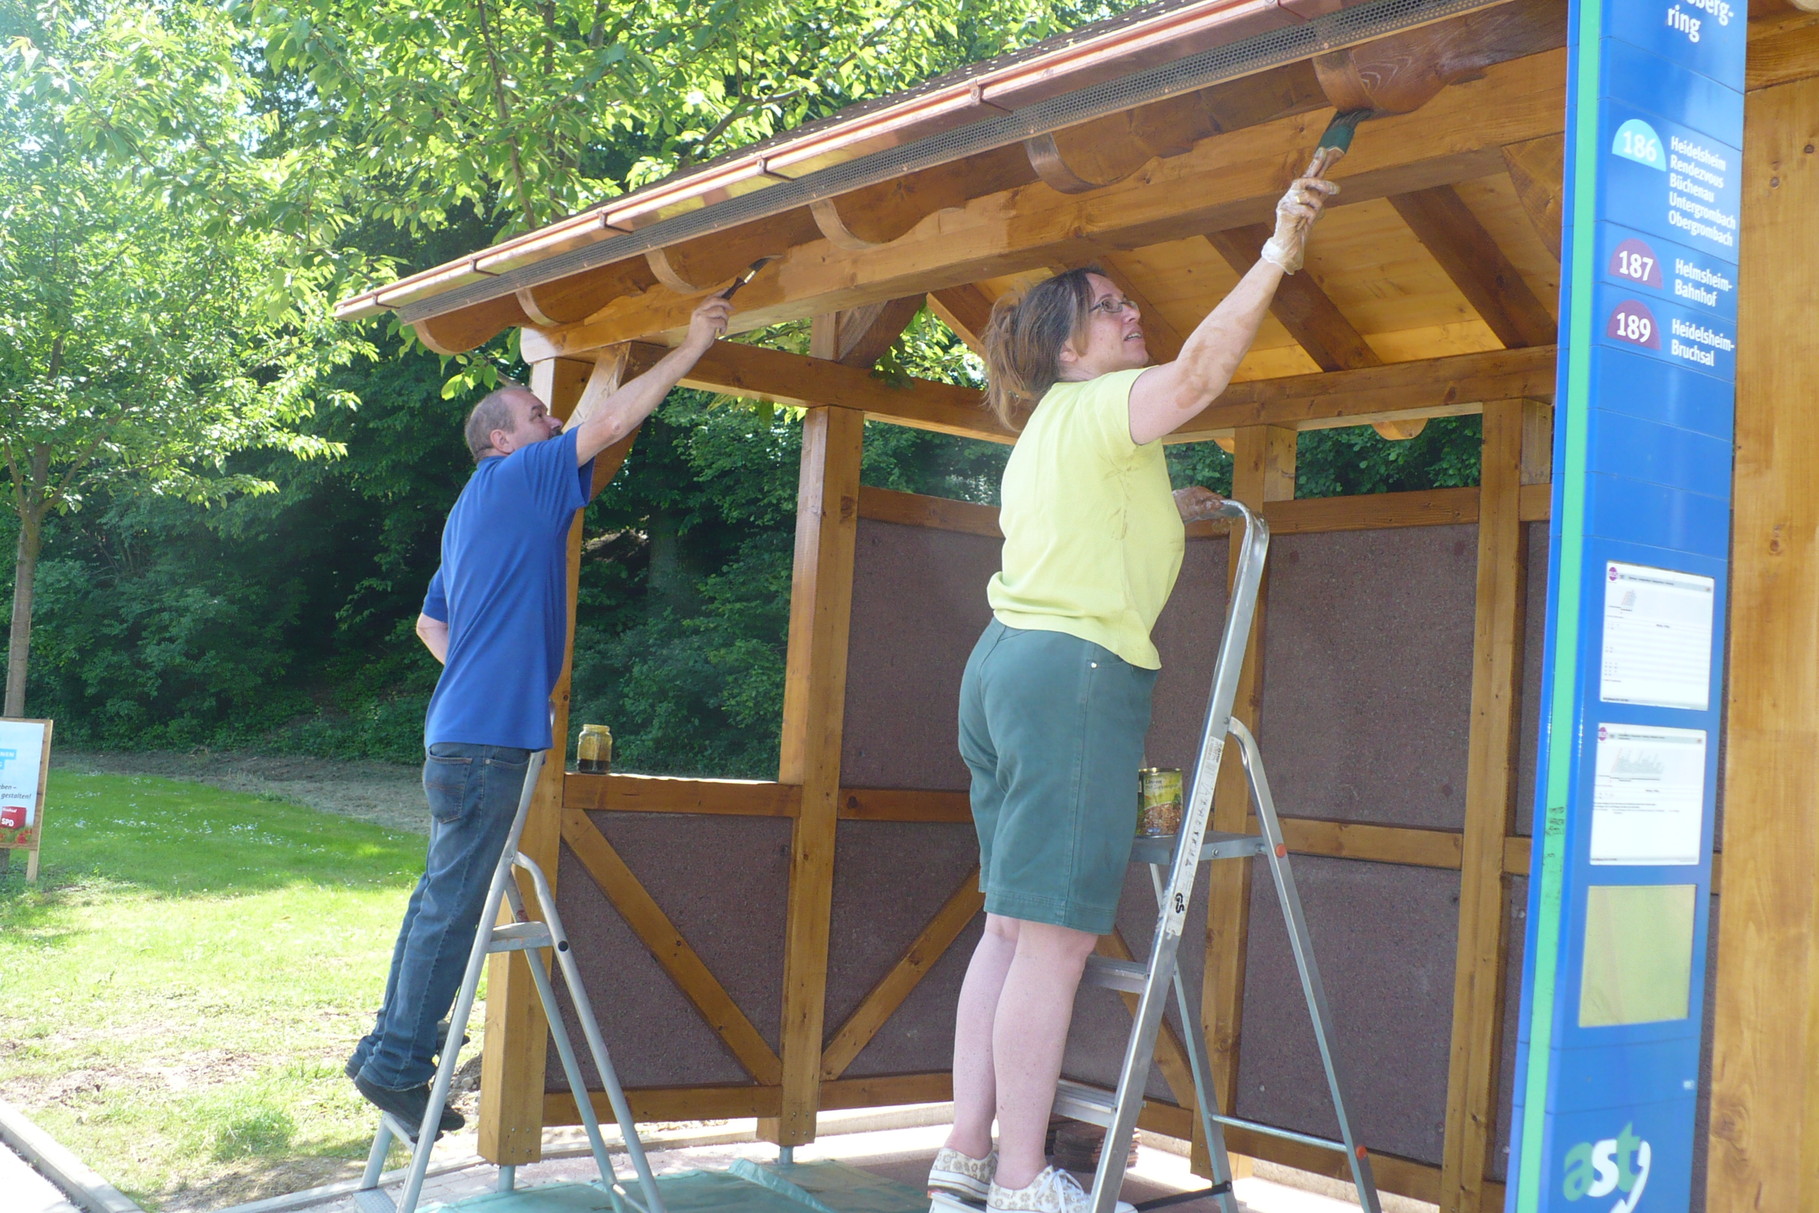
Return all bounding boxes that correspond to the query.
[1616,250,1656,282]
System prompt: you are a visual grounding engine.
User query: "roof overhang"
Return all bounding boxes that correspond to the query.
[334,0,1528,332]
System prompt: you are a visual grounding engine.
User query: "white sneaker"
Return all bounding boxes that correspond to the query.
[928,1145,998,1204]
[986,1165,1135,1213]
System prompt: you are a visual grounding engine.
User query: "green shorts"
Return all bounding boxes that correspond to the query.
[958,619,1159,934]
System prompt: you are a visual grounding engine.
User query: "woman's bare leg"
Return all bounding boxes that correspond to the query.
[946,914,1021,1158]
[991,919,1099,1190]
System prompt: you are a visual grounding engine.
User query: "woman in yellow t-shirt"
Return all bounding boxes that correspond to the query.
[927,174,1337,1213]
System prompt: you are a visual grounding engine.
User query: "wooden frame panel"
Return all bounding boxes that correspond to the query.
[561,809,784,1084]
[768,405,866,1144]
[1438,400,1531,1211]
[477,355,589,1165]
[1707,71,1819,1213]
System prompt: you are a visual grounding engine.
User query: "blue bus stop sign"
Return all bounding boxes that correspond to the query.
[1507,0,1745,1210]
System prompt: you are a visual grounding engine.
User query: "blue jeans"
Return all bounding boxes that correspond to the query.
[349,742,533,1090]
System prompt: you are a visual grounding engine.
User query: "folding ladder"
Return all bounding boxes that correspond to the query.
[1061,499,1382,1213]
[353,747,666,1213]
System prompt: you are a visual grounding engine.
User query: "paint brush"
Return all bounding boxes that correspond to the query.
[1303,109,1373,179]
[718,256,778,300]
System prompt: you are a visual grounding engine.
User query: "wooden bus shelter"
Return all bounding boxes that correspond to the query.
[336,0,1819,1208]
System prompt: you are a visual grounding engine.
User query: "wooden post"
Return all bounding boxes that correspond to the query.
[477,352,619,1163]
[763,394,864,1145]
[1706,74,1819,1213]
[1437,399,1530,1212]
[1198,425,1295,1173]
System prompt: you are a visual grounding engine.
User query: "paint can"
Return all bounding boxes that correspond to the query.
[1137,767,1184,836]
[577,724,614,775]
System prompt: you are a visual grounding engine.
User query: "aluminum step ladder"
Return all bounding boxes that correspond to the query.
[353,746,666,1213]
[1064,499,1381,1213]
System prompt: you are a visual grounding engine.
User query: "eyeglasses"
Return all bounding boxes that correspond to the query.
[1089,295,1139,317]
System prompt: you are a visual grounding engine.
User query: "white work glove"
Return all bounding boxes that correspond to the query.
[1259,177,1339,274]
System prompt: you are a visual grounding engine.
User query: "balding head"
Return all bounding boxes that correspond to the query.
[464,386,536,463]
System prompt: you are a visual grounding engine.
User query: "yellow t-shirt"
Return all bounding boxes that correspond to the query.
[987,368,1184,669]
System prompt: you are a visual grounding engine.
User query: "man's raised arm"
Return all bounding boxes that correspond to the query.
[565,295,732,466]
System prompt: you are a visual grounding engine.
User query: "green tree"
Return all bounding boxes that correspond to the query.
[237,0,1147,240]
[0,0,365,715]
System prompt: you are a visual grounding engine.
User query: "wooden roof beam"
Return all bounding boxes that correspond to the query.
[620,339,1012,443]
[1025,62,1327,194]
[525,49,1568,356]
[1313,0,1565,115]
[1502,134,1565,262]
[1206,225,1381,372]
[1204,225,1433,441]
[646,209,825,294]
[1169,344,1558,442]
[1390,185,1558,348]
[811,296,925,368]
[599,338,1556,452]
[514,259,658,327]
[927,284,995,355]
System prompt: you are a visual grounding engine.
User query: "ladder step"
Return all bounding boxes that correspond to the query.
[1052,1079,1117,1127]
[352,1188,397,1213]
[487,921,554,952]
[1082,955,1149,994]
[1129,830,1267,867]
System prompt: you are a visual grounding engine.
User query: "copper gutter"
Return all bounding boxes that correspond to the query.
[335,0,1335,321]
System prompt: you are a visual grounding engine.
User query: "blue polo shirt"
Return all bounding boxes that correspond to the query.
[421,429,594,750]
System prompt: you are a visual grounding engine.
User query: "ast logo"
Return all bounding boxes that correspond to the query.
[1563,1124,1652,1212]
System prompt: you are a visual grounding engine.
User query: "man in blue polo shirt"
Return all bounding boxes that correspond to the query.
[345,293,734,1134]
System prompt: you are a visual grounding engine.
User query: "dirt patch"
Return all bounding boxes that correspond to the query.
[57,750,431,836]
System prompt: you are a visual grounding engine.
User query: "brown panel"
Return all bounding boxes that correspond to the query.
[550,813,791,1089]
[1234,856,1461,1167]
[839,519,1000,790]
[1259,526,1478,831]
[826,820,984,1079]
[1140,537,1233,771]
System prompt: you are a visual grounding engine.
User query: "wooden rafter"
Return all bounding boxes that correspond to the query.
[552,336,1555,450]
[814,295,925,368]
[1389,186,1557,348]
[1203,222,1421,441]
[1173,345,1557,440]
[645,209,823,294]
[561,808,785,1084]
[1500,135,1565,263]
[610,338,1007,441]
[1206,226,1382,373]
[926,284,996,354]
[507,50,1568,357]
[516,260,657,327]
[811,145,1034,250]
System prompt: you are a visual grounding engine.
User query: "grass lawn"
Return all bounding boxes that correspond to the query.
[0,770,452,1211]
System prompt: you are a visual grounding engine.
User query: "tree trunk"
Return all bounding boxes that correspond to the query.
[5,506,45,718]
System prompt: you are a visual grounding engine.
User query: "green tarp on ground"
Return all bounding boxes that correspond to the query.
[429,1160,926,1213]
